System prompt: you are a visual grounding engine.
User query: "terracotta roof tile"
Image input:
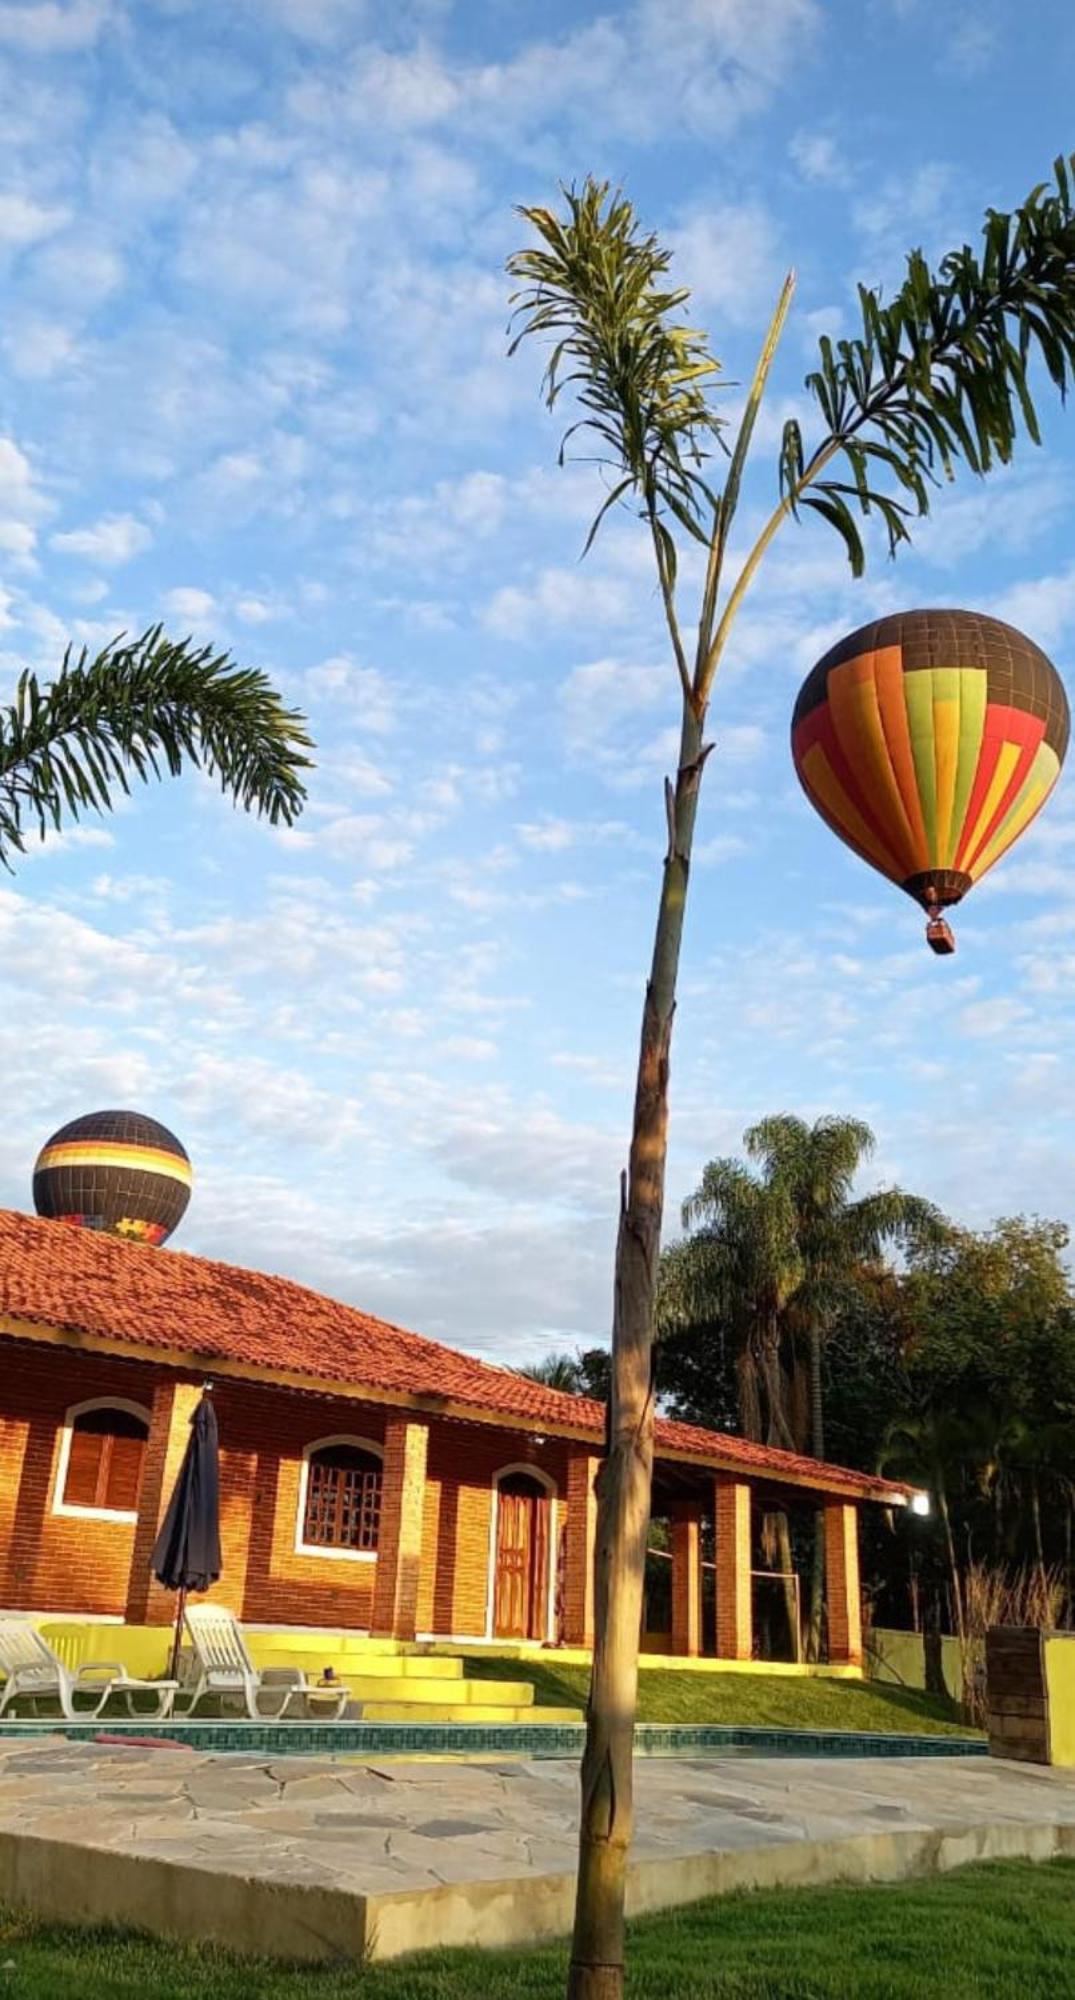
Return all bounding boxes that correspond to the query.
[0,1209,907,1504]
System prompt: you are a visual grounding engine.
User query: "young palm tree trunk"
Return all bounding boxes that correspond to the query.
[938,1486,965,1648]
[567,703,707,2000]
[807,1323,825,1662]
[1030,1475,1048,1608]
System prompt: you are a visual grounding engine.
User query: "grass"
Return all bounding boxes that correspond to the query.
[2,1859,1075,1997]
[464,1657,974,1736]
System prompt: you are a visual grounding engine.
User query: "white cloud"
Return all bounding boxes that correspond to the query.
[853,162,963,264]
[295,0,821,149]
[0,191,68,248]
[0,0,111,51]
[0,433,49,561]
[990,564,1075,652]
[50,512,151,564]
[485,568,637,640]
[29,235,124,305]
[788,131,852,189]
[2,313,78,379]
[561,657,666,751]
[516,816,630,852]
[164,587,216,623]
[671,201,785,331]
[302,655,396,731]
[944,17,999,74]
[959,997,1028,1038]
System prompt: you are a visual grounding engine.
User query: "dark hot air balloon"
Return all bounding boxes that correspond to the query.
[791,609,1069,953]
[33,1109,192,1245]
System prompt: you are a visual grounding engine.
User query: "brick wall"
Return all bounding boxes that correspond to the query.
[0,1341,151,1615]
[0,1334,572,1638]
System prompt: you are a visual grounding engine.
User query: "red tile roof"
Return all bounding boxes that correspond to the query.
[0,1209,909,1504]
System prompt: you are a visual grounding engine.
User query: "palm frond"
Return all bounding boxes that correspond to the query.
[0,627,312,868]
[784,155,1075,571]
[508,178,725,551]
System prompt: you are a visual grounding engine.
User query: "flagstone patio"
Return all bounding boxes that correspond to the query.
[1,1737,1075,1962]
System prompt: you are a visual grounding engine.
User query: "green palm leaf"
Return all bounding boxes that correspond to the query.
[0,626,312,868]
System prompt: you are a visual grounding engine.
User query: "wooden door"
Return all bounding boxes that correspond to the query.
[493,1474,550,1640]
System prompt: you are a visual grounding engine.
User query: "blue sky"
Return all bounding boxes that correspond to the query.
[1,0,1075,1362]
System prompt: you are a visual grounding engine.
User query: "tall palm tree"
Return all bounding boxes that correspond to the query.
[0,626,310,867]
[744,1116,944,1653]
[661,1158,801,1448]
[508,161,1075,2000]
[520,1353,586,1393]
[660,1160,803,1648]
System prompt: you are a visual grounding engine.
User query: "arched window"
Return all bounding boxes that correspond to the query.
[55,1400,150,1517]
[298,1438,383,1556]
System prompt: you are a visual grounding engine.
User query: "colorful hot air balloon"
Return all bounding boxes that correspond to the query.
[791,609,1069,953]
[33,1109,192,1245]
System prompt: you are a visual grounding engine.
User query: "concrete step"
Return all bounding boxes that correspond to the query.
[248,1642,464,1680]
[351,1702,584,1725]
[251,1632,405,1655]
[294,1675,538,1708]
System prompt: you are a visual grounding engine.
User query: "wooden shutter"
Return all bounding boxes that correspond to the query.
[62,1408,148,1512]
[104,1430,146,1510]
[63,1427,105,1508]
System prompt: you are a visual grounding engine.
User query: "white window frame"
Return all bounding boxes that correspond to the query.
[485,1462,558,1642]
[294,1434,384,1563]
[51,1396,152,1524]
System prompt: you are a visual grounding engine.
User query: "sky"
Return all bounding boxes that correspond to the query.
[1,0,1075,1366]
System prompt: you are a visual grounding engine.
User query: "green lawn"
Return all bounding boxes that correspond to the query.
[3,1858,1075,1997]
[465,1656,973,1735]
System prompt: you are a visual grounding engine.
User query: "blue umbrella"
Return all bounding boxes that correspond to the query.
[151,1387,222,1683]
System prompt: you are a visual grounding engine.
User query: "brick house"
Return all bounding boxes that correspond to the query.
[0,1209,913,1665]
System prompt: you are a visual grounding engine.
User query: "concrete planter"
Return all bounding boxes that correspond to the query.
[985,1626,1075,1765]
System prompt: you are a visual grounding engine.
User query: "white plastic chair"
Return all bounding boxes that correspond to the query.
[178,1604,349,1720]
[0,1618,178,1721]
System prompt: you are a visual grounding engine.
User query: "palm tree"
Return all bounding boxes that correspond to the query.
[661,1158,803,1647]
[508,161,1075,2000]
[743,1115,944,1653]
[520,1353,586,1393]
[0,626,310,867]
[660,1158,802,1449]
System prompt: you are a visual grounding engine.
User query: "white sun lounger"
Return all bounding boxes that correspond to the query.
[178,1604,350,1720]
[0,1617,178,1721]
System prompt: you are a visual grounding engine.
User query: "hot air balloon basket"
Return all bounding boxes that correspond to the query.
[926,915,956,956]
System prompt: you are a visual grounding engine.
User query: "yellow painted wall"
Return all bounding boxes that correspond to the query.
[1044,1636,1075,1765]
[37,1620,172,1677]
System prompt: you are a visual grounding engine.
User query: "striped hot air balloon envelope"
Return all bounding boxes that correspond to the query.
[791,609,1070,954]
[32,1110,192,1246]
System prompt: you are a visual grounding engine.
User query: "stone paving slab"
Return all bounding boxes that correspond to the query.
[1,1736,1074,1962]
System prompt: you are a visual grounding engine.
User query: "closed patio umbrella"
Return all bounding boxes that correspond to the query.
[151,1387,222,1685]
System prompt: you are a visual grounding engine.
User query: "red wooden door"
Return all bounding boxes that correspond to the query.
[493,1475,549,1639]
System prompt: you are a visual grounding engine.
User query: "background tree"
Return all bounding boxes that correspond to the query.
[0,626,310,867]
[742,1115,942,1653]
[520,1349,613,1399]
[659,1117,939,1654]
[508,159,1075,2000]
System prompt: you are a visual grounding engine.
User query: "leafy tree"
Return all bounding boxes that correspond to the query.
[508,159,1075,2000]
[889,1218,1075,1627]
[520,1349,613,1399]
[521,1352,585,1393]
[0,627,310,867]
